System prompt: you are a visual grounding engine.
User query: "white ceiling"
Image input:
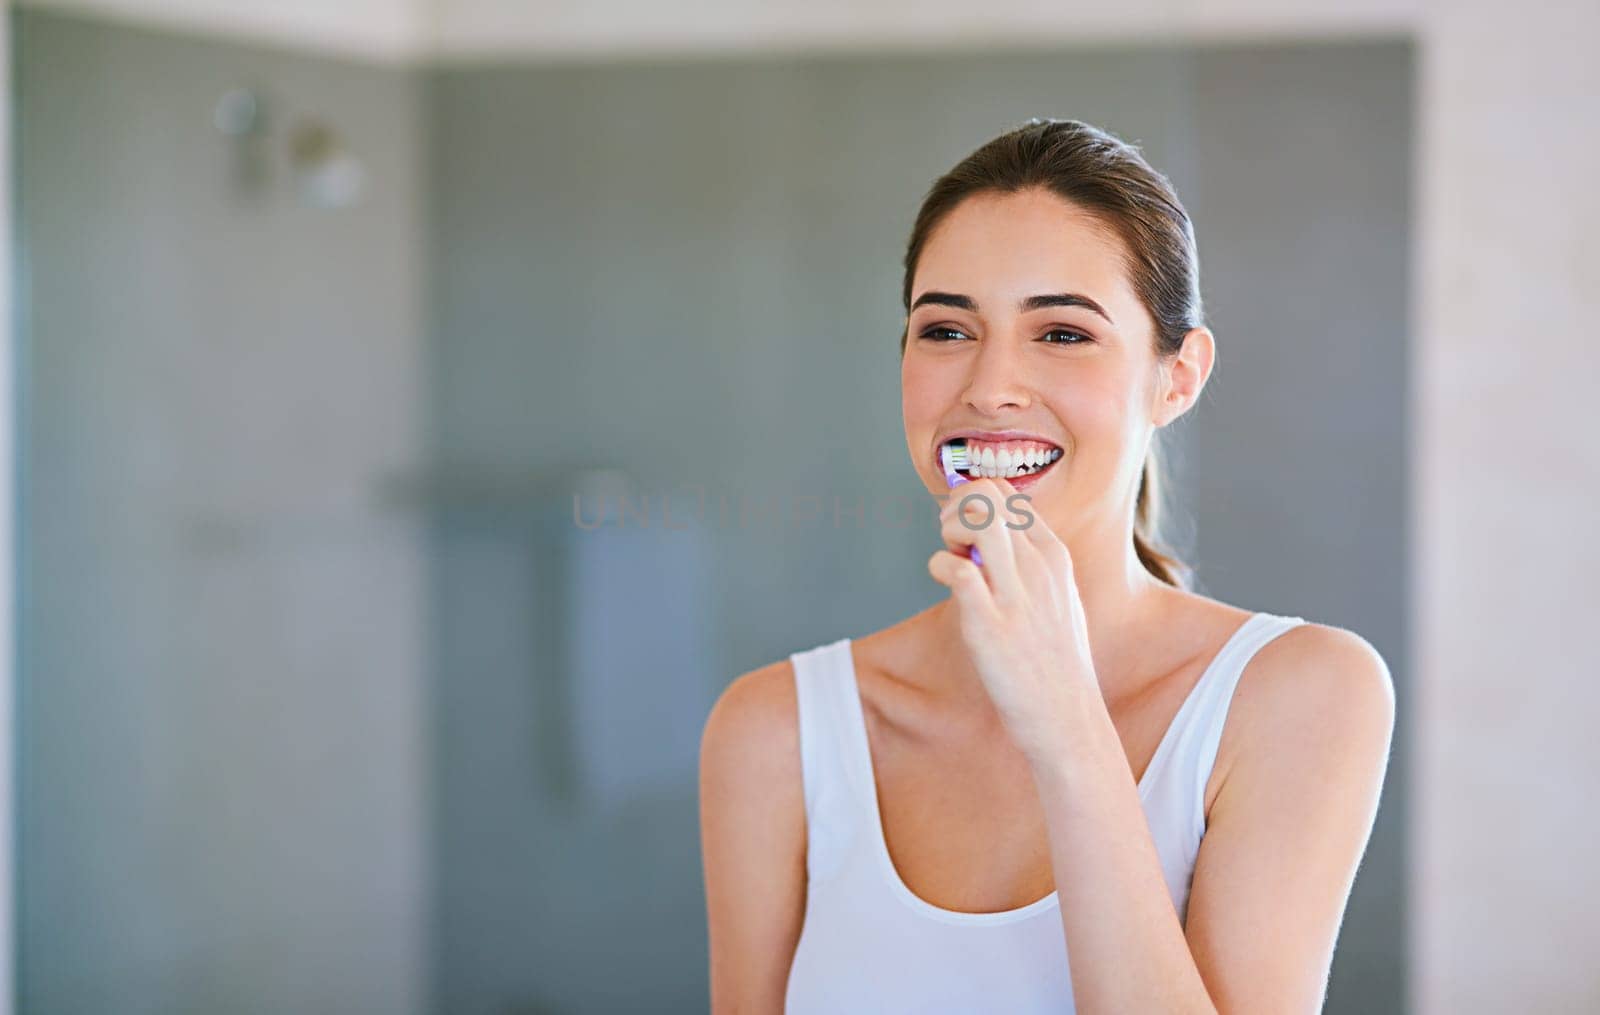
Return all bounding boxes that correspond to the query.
[22,0,1418,63]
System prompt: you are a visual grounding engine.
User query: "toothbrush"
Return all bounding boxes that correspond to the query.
[939,442,983,567]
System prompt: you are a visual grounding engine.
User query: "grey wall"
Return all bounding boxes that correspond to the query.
[1188,42,1412,1010]
[424,42,1411,1015]
[15,10,1411,1013]
[15,11,430,1014]
[424,50,1198,1015]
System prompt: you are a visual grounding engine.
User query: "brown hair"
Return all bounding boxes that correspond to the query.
[899,118,1200,589]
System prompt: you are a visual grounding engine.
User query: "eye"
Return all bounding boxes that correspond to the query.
[1041,328,1092,345]
[918,325,972,342]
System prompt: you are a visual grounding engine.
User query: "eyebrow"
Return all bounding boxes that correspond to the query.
[910,290,1115,326]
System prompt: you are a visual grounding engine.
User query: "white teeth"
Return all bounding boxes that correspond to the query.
[946,440,1062,478]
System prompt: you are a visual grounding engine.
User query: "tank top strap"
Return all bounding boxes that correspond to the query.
[1174,612,1309,819]
[789,638,872,879]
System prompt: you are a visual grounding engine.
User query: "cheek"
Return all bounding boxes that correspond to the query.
[1050,375,1136,449]
[899,355,953,425]
[1075,394,1126,436]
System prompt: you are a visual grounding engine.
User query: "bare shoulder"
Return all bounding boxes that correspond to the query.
[699,657,808,1011]
[700,657,803,797]
[1209,620,1397,812]
[1244,621,1395,723]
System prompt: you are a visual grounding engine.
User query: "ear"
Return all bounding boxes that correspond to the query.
[1152,326,1215,428]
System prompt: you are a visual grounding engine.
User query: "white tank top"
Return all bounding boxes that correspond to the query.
[783,610,1307,1013]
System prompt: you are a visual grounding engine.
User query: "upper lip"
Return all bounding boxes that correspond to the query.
[937,428,1063,448]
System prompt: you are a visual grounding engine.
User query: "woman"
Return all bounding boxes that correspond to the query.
[699,118,1395,1013]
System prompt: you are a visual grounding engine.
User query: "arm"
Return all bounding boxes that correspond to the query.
[930,478,1395,1012]
[1030,622,1396,1014]
[698,661,809,1014]
[1182,624,1396,1012]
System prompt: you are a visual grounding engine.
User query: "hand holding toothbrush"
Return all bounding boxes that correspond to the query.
[927,467,1098,765]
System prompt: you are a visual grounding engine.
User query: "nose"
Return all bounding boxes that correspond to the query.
[961,336,1032,414]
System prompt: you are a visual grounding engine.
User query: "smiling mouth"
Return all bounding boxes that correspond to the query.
[940,437,1064,480]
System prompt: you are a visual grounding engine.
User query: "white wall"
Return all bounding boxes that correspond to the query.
[22,0,431,58]
[1414,3,1600,1012]
[427,0,1416,58]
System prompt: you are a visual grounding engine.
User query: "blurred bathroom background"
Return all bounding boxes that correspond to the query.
[4,1,1596,1013]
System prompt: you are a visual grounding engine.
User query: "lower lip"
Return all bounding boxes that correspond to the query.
[943,453,1063,492]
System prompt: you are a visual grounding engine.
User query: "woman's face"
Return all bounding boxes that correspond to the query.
[901,187,1169,540]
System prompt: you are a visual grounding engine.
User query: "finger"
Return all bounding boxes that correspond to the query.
[973,479,1029,592]
[1015,495,1072,577]
[1004,489,1068,608]
[938,479,1000,549]
[936,505,988,570]
[992,477,1049,606]
[938,479,1020,591]
[928,549,999,617]
[1022,509,1068,563]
